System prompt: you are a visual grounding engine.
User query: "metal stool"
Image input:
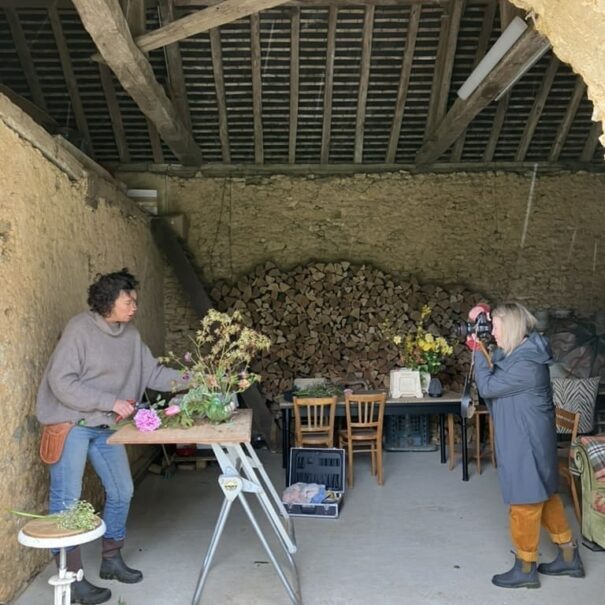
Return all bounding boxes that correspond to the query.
[18,518,105,605]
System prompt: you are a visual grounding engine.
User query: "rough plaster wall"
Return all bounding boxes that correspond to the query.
[511,0,605,147]
[0,122,166,603]
[118,170,605,336]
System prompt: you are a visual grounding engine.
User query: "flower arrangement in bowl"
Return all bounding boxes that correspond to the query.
[127,310,271,431]
[386,305,453,376]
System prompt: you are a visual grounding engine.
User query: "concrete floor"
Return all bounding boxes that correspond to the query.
[12,449,604,605]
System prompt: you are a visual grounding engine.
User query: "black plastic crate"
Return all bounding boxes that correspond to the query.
[384,415,436,452]
[284,448,345,519]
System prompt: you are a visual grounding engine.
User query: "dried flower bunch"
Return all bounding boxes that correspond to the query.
[131,310,271,429]
[12,500,100,532]
[386,305,453,375]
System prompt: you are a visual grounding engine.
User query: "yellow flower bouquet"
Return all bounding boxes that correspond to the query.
[390,305,453,375]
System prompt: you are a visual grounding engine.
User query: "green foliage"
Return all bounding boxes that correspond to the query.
[11,500,99,532]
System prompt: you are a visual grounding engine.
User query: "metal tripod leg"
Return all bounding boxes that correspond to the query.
[237,490,301,605]
[191,488,235,605]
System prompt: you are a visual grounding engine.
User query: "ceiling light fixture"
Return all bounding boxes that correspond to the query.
[457,16,528,101]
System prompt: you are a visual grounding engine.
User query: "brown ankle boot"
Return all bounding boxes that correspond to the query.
[55,547,112,605]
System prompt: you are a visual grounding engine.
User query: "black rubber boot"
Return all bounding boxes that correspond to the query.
[57,548,112,605]
[537,544,585,577]
[99,538,143,584]
[491,556,540,589]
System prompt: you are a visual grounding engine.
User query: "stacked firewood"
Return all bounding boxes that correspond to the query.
[210,261,486,399]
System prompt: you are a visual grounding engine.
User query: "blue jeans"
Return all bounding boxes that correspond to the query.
[49,426,134,541]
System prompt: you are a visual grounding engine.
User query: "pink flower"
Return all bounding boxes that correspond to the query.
[164,405,181,417]
[134,409,161,432]
[184,352,192,363]
[182,372,190,381]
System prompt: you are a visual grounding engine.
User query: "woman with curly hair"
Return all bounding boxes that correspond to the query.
[37,268,184,605]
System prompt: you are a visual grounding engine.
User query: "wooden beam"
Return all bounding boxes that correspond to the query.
[424,7,451,138]
[122,0,146,35]
[158,0,192,130]
[210,29,231,163]
[482,0,520,163]
[288,7,300,164]
[428,0,464,135]
[0,84,57,132]
[416,27,549,165]
[175,0,457,7]
[386,3,420,163]
[98,63,131,162]
[354,5,374,163]
[48,7,92,153]
[514,54,559,162]
[482,91,508,162]
[320,6,337,164]
[499,0,524,26]
[250,13,264,164]
[5,8,47,110]
[451,0,496,161]
[134,0,290,54]
[112,160,605,177]
[549,77,586,162]
[580,121,603,163]
[121,1,166,164]
[72,0,202,165]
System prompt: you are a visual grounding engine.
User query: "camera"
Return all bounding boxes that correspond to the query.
[455,311,493,342]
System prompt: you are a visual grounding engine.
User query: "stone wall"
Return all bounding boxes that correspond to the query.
[116,170,605,356]
[0,117,167,602]
[511,0,605,148]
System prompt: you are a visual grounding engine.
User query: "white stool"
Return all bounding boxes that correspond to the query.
[18,518,105,605]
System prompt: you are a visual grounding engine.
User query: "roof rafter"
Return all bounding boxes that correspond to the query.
[386,3,420,163]
[133,0,290,54]
[209,28,231,163]
[250,13,264,164]
[72,0,202,165]
[288,7,300,164]
[549,77,586,163]
[320,6,337,164]
[416,26,549,165]
[354,4,374,163]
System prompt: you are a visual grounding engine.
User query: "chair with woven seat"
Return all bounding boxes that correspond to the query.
[293,396,337,448]
[555,407,581,522]
[338,392,386,487]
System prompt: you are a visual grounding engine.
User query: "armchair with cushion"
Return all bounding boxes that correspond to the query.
[573,436,605,550]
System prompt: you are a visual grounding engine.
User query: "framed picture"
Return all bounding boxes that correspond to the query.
[389,368,423,399]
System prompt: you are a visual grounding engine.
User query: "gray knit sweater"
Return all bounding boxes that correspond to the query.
[37,312,183,426]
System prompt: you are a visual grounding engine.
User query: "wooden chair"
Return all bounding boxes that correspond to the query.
[447,406,496,473]
[293,396,337,448]
[338,392,387,488]
[555,407,581,522]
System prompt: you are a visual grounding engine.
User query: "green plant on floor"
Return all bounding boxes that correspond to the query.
[11,500,99,531]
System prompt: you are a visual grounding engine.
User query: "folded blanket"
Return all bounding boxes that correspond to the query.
[282,482,327,504]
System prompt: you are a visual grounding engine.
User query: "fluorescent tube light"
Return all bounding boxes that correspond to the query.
[494,39,551,101]
[457,16,528,100]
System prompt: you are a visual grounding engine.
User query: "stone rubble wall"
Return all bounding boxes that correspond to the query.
[116,170,605,362]
[0,119,167,603]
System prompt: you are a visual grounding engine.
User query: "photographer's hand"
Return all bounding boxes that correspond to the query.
[468,303,491,322]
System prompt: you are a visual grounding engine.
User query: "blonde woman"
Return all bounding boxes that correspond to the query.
[467,302,584,589]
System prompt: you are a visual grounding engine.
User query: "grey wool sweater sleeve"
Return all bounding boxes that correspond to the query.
[37,312,183,426]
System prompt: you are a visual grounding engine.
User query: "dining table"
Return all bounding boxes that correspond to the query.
[280,390,471,481]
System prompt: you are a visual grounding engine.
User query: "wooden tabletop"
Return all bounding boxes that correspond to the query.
[107,409,252,445]
[279,391,462,408]
[21,516,103,539]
